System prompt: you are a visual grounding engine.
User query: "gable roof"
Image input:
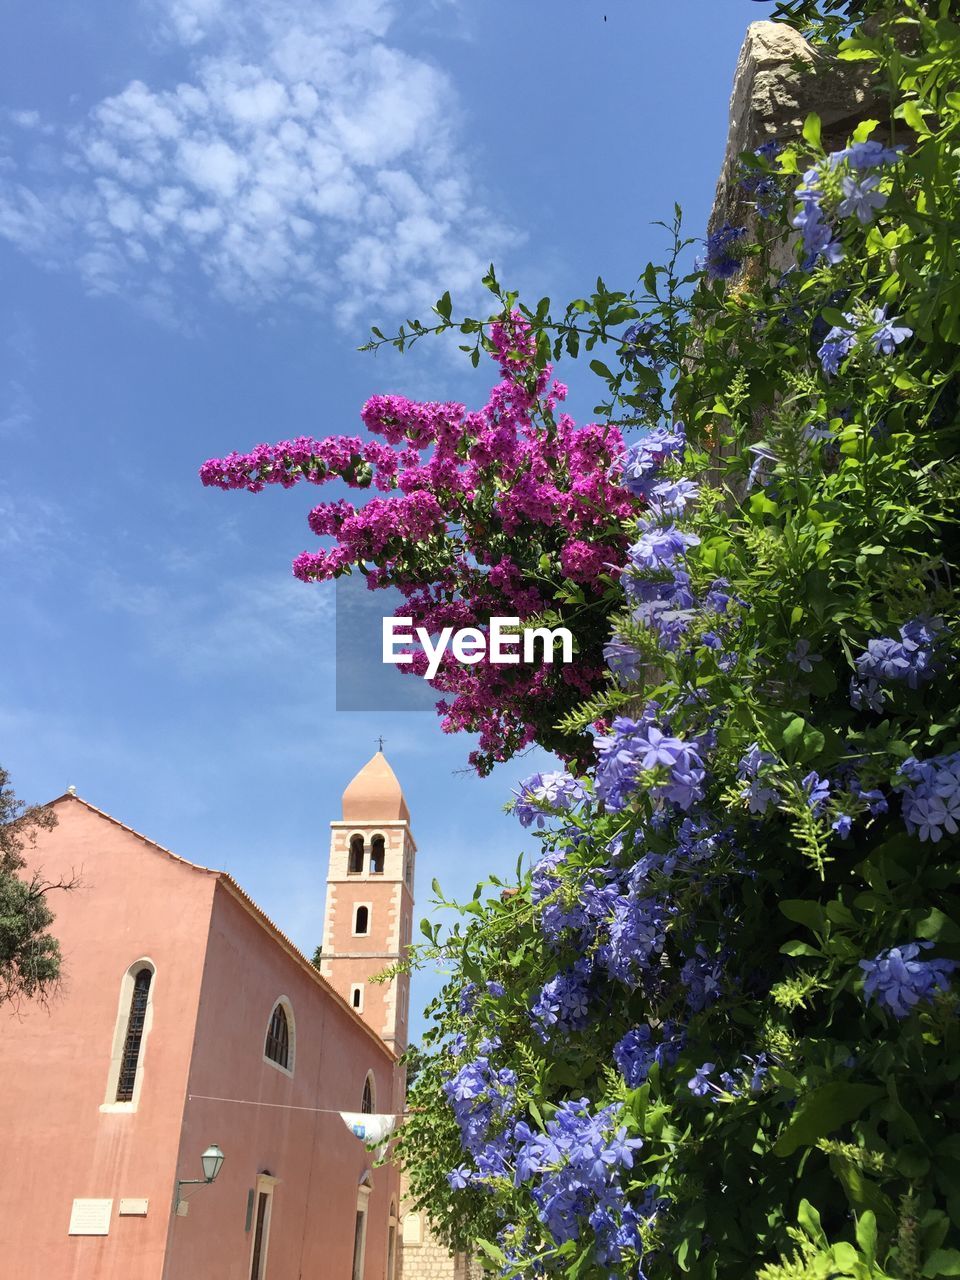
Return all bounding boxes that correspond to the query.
[47,792,395,1062]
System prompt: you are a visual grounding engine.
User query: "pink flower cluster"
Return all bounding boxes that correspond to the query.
[201,313,640,771]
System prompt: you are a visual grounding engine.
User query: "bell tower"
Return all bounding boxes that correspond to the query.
[320,751,415,1062]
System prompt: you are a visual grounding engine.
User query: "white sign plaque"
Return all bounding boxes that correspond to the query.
[119,1198,148,1216]
[69,1198,113,1235]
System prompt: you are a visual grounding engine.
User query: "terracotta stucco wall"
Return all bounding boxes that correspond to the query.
[0,797,214,1280]
[166,882,401,1280]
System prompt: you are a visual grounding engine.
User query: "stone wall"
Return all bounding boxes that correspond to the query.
[397,1171,482,1280]
[710,19,881,268]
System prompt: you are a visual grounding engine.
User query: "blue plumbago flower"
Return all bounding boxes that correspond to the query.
[837,173,887,223]
[614,1023,683,1087]
[802,421,834,447]
[870,306,912,354]
[802,771,831,811]
[832,813,853,838]
[443,1048,518,1159]
[746,442,777,489]
[512,770,586,828]
[737,744,778,815]
[600,890,670,987]
[850,675,884,712]
[860,941,957,1018]
[900,752,960,842]
[738,743,776,778]
[627,520,701,572]
[458,982,478,1015]
[622,320,655,349]
[831,139,902,170]
[512,1100,645,1261]
[740,142,782,217]
[854,616,946,691]
[705,578,733,614]
[615,424,685,497]
[486,981,505,998]
[787,638,822,673]
[818,318,857,375]
[594,719,708,813]
[604,634,644,685]
[702,223,748,279]
[647,477,699,517]
[850,779,888,816]
[447,1165,473,1190]
[529,960,594,1041]
[688,1062,716,1097]
[680,945,724,1012]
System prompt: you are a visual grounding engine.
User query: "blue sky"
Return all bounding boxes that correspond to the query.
[1,0,774,1040]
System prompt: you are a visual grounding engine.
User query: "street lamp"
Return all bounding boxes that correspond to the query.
[175,1144,225,1215]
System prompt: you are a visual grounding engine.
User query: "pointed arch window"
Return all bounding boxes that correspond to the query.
[265,1002,290,1070]
[361,1072,375,1114]
[115,967,152,1102]
[348,835,364,875]
[370,835,385,875]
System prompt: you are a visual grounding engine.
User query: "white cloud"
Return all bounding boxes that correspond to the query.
[0,0,515,325]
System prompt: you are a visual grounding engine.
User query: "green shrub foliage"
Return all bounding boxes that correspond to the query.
[385,4,960,1277]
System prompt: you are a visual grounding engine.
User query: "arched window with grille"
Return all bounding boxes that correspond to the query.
[116,967,152,1101]
[369,835,385,874]
[264,999,294,1073]
[361,1072,375,1114]
[103,958,156,1111]
[348,835,364,874]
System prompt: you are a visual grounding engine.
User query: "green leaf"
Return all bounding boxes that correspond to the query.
[856,1211,877,1266]
[434,290,452,322]
[797,1199,828,1246]
[774,1084,884,1157]
[900,100,932,136]
[852,119,880,143]
[780,899,827,933]
[590,359,615,380]
[802,112,823,150]
[923,1250,960,1277]
[476,1239,508,1267]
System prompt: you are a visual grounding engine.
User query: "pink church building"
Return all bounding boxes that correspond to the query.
[0,751,415,1280]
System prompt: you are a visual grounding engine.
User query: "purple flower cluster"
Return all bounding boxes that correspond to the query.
[739,141,782,217]
[687,1053,769,1099]
[614,1023,683,1087]
[513,771,587,828]
[900,752,960,843]
[530,961,593,1041]
[679,944,726,1013]
[860,941,956,1018]
[737,742,778,815]
[615,426,685,499]
[850,616,946,710]
[702,223,748,280]
[818,306,912,376]
[513,1100,645,1265]
[443,1042,518,1161]
[792,138,901,269]
[594,717,707,813]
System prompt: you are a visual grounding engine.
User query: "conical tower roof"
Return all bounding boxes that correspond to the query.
[341,751,409,823]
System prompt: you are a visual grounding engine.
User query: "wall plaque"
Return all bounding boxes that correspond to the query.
[119,1198,149,1216]
[68,1199,113,1235]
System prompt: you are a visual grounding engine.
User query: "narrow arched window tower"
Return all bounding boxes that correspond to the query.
[320,750,415,1060]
